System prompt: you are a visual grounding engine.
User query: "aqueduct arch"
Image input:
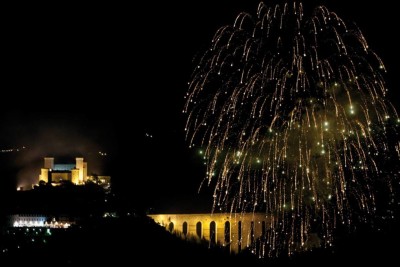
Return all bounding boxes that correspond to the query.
[148,213,270,253]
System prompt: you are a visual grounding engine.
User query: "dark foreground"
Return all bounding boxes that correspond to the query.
[0,216,264,266]
[1,214,400,266]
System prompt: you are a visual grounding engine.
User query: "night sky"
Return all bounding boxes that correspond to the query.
[1,0,398,212]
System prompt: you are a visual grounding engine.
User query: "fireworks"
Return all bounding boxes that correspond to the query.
[184,1,399,257]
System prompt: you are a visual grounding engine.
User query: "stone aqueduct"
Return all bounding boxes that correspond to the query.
[148,213,270,253]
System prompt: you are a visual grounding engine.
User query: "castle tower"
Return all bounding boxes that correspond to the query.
[39,157,54,183]
[75,157,87,183]
[83,162,87,183]
[44,157,54,169]
[71,169,80,184]
[40,168,49,183]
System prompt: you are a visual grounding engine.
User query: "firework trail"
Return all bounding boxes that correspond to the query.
[184,1,399,256]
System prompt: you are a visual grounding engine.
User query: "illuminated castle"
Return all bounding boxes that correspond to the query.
[39,157,88,185]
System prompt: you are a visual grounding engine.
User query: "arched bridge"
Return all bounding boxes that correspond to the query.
[148,213,270,253]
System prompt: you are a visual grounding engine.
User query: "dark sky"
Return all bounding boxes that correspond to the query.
[1,0,398,212]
